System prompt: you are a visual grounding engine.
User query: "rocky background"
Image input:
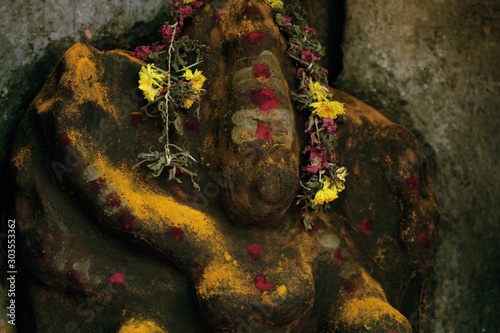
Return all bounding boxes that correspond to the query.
[1,0,498,331]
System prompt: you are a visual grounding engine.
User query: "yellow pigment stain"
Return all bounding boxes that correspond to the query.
[197,257,255,299]
[67,129,228,254]
[56,44,122,124]
[12,145,32,169]
[336,297,409,329]
[277,285,287,297]
[118,317,165,333]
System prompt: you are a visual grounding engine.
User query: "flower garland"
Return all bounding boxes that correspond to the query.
[132,0,347,230]
[272,2,347,230]
[132,0,207,190]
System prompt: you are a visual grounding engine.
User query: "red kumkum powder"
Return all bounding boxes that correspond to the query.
[244,31,266,45]
[167,226,185,242]
[250,88,279,112]
[253,63,271,80]
[106,191,122,207]
[244,6,262,18]
[247,243,261,260]
[59,132,71,146]
[256,125,273,141]
[418,232,431,249]
[254,275,274,292]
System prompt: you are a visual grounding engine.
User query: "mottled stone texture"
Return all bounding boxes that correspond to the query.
[0,0,169,172]
[1,0,497,331]
[7,0,438,331]
[334,0,500,331]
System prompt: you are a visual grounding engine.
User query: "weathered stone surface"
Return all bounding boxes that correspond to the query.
[9,1,437,331]
[0,0,169,174]
[335,0,500,331]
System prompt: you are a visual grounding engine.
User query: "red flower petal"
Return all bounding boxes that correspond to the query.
[334,249,345,264]
[167,226,185,242]
[109,272,127,286]
[418,232,430,249]
[253,63,271,80]
[59,132,71,146]
[90,176,106,191]
[247,243,261,260]
[106,191,122,208]
[244,31,266,45]
[250,88,279,112]
[254,275,274,292]
[256,125,273,141]
[360,218,374,235]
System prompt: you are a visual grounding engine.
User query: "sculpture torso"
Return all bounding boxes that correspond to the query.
[11,1,438,332]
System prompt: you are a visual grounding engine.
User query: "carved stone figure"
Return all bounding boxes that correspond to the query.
[11,1,437,332]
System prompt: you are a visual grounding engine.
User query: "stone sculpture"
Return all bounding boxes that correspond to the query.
[11,0,438,331]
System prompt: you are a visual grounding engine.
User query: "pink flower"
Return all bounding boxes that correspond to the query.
[194,1,204,10]
[152,44,167,53]
[130,45,152,59]
[170,1,180,10]
[322,118,338,133]
[302,144,332,173]
[159,25,173,41]
[296,67,306,79]
[302,25,316,36]
[179,6,193,17]
[301,48,320,62]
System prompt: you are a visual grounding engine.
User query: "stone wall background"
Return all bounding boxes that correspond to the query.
[1,0,498,332]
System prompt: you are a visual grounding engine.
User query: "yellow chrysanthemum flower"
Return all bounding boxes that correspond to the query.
[311,100,346,119]
[139,64,167,102]
[311,177,339,206]
[182,0,195,4]
[183,98,195,109]
[182,68,206,108]
[309,81,331,102]
[265,0,284,9]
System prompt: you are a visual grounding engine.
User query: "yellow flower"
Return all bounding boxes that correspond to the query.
[183,98,195,109]
[183,68,206,90]
[139,64,167,102]
[311,177,339,206]
[265,0,284,9]
[182,0,195,3]
[309,81,330,102]
[182,68,206,108]
[310,100,346,119]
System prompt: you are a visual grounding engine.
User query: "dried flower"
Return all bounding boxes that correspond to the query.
[311,100,346,119]
[265,0,284,10]
[311,177,339,206]
[139,64,167,102]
